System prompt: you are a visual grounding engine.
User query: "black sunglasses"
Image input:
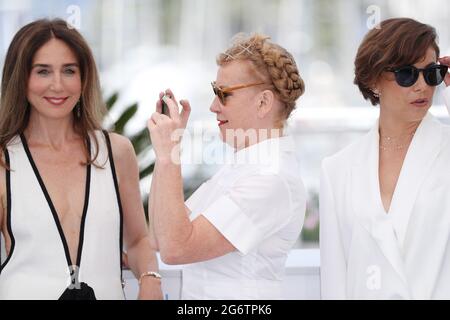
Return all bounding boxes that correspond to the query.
[386,64,448,87]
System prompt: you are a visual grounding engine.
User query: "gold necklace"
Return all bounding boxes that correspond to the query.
[379,143,409,151]
[379,131,416,151]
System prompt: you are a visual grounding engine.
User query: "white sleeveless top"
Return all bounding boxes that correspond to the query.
[0,130,125,300]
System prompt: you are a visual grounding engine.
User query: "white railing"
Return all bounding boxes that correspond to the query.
[123,248,321,300]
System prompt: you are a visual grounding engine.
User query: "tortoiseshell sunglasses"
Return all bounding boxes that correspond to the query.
[211,81,267,105]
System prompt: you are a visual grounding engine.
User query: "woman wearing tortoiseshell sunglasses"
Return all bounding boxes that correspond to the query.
[147,33,307,299]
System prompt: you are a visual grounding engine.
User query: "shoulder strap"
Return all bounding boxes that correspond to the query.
[102,130,124,286]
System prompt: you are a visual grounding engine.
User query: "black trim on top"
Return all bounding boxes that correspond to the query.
[102,130,124,284]
[75,138,91,268]
[20,133,91,269]
[0,148,15,272]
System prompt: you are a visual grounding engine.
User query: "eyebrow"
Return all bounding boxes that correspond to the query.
[32,63,79,68]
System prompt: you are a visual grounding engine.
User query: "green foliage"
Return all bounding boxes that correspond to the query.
[105,92,152,162]
[105,92,119,111]
[301,191,320,243]
[104,92,153,217]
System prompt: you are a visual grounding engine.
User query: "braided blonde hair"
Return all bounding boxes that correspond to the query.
[217,33,305,124]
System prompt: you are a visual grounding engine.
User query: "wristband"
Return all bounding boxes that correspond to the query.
[138,271,162,285]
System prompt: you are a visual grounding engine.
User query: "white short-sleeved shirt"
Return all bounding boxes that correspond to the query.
[182,136,306,300]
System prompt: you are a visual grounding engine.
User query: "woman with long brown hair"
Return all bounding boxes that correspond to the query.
[0,19,162,300]
[320,18,450,299]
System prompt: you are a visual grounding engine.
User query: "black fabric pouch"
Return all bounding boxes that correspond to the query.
[59,283,97,300]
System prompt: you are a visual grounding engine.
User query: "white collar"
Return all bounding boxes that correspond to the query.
[229,136,295,166]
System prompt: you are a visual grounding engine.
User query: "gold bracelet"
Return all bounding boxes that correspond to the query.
[138,271,162,285]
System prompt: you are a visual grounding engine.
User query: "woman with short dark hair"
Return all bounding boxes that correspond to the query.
[320,18,450,299]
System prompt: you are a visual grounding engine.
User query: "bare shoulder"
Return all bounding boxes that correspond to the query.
[106,132,138,176]
[107,132,136,161]
[0,153,6,195]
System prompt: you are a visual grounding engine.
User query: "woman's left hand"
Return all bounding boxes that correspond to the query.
[147,89,191,163]
[439,56,450,87]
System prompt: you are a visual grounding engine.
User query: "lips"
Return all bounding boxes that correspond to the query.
[44,97,69,106]
[218,120,229,126]
[411,98,429,107]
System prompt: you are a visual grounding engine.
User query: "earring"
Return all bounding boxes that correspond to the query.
[372,89,381,98]
[76,101,81,118]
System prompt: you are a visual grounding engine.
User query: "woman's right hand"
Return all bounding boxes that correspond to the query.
[439,56,450,87]
[154,89,191,130]
[147,89,191,163]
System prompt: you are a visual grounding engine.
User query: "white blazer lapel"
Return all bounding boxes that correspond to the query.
[351,121,409,286]
[389,113,443,249]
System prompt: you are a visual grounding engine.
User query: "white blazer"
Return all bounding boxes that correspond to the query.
[320,97,450,299]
